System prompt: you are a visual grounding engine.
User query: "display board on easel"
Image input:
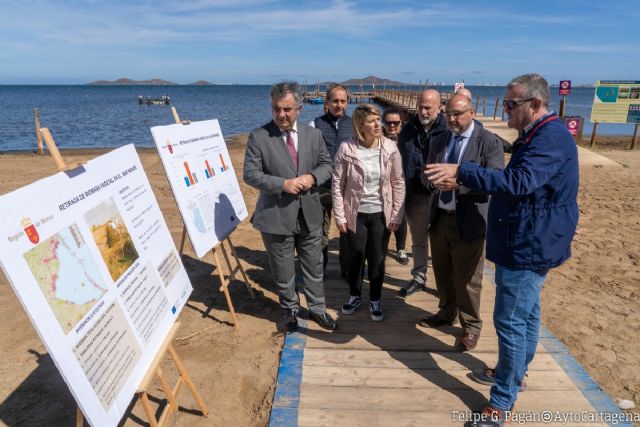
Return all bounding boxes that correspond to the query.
[0,135,202,426]
[150,110,255,328]
[150,119,248,258]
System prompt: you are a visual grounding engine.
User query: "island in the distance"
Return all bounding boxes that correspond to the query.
[88,77,178,85]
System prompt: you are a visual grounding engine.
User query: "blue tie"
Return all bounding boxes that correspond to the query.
[440,135,464,204]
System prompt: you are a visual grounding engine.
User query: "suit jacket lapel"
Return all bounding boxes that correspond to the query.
[461,125,480,162]
[296,124,308,174]
[436,132,451,163]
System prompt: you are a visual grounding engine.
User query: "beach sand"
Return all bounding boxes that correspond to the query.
[0,136,638,425]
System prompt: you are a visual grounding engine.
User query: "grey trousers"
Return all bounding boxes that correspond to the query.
[261,211,326,316]
[429,210,484,334]
[405,192,431,285]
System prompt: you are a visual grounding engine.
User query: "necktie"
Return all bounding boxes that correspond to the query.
[440,135,464,204]
[285,130,298,171]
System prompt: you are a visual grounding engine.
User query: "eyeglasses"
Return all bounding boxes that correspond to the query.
[502,98,535,110]
[384,121,402,127]
[444,109,470,118]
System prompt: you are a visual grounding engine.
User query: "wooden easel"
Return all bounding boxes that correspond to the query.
[169,107,255,330]
[39,128,209,427]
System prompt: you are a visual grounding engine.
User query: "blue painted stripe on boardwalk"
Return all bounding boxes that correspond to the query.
[269,318,307,427]
[540,324,633,426]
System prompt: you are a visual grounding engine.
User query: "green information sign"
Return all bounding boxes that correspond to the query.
[591,80,640,123]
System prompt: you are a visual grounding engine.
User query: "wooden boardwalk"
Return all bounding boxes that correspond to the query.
[268,116,630,426]
[270,254,629,426]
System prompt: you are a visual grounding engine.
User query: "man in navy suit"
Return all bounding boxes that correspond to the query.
[419,94,504,353]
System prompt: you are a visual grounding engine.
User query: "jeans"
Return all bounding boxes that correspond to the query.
[345,212,390,301]
[490,264,548,411]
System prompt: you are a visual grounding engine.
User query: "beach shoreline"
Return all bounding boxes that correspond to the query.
[0,140,638,425]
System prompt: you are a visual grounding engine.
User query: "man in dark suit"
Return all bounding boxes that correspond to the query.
[243,81,336,332]
[419,94,504,351]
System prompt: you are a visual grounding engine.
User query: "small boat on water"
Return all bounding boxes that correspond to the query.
[306,96,325,104]
[138,95,170,105]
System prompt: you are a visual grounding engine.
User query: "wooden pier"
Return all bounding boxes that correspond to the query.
[268,116,629,427]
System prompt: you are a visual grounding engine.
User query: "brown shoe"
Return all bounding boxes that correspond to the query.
[460,333,479,351]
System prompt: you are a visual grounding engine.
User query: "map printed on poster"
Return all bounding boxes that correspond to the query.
[0,145,193,427]
[591,80,640,123]
[150,120,248,259]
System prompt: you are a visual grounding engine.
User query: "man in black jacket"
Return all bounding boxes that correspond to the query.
[397,89,447,297]
[312,84,353,275]
[418,94,504,351]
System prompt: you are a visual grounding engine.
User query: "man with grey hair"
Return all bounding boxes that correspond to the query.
[426,74,578,426]
[244,81,337,332]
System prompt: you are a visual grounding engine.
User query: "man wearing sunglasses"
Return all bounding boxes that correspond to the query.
[425,74,579,427]
[418,94,504,354]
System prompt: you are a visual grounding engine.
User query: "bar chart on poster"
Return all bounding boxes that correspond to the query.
[150,119,248,259]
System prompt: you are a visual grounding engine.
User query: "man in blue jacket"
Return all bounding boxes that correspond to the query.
[426,74,579,427]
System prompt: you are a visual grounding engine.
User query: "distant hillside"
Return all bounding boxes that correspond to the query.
[89,77,177,85]
[189,80,213,85]
[339,76,410,86]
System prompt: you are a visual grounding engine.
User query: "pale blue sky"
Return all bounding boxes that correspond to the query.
[1,0,638,85]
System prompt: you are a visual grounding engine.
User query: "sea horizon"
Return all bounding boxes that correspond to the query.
[0,85,634,152]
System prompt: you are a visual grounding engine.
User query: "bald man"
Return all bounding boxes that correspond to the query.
[418,94,504,351]
[457,87,473,100]
[397,89,447,297]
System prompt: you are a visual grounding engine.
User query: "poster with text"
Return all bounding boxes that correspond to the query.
[590,80,640,123]
[150,119,248,258]
[0,144,193,427]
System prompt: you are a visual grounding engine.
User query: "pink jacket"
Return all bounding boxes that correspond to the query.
[332,137,405,233]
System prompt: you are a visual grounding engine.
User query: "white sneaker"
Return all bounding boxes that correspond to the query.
[396,249,409,265]
[369,300,384,321]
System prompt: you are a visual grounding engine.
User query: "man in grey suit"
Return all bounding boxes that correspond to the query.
[419,94,504,351]
[243,81,337,332]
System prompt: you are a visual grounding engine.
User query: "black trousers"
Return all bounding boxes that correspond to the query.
[345,212,390,301]
[394,217,407,251]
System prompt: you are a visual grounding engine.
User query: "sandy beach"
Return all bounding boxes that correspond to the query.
[0,135,638,425]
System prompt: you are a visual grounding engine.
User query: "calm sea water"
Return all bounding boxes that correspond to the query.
[0,85,633,152]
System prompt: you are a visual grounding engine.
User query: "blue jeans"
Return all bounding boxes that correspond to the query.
[490,264,548,410]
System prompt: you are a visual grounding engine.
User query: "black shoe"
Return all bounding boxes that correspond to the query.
[417,314,453,328]
[284,309,298,333]
[309,312,337,330]
[466,406,511,427]
[399,279,425,297]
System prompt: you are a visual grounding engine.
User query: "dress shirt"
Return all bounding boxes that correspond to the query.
[438,120,475,210]
[279,122,299,151]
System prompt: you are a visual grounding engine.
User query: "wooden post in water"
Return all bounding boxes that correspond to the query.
[559,95,567,117]
[630,123,639,150]
[475,96,480,112]
[482,97,487,116]
[493,97,500,120]
[34,108,44,154]
[590,122,599,147]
